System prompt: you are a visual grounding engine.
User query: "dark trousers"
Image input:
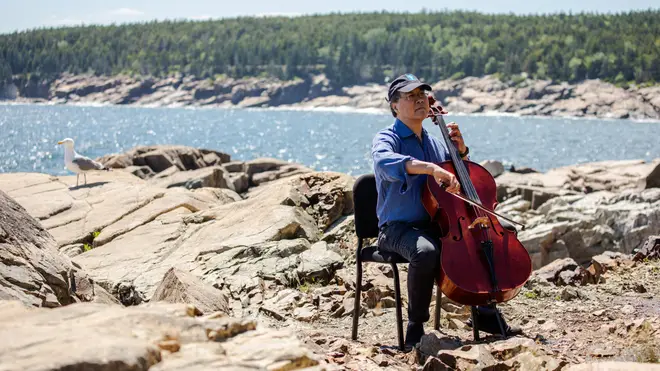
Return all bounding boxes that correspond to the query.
[377,222,441,324]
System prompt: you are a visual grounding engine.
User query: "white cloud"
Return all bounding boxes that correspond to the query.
[110,8,144,17]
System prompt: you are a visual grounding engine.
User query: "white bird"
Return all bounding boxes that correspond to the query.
[57,138,108,186]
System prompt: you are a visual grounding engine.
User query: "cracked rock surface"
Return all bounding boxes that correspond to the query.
[1,156,659,370]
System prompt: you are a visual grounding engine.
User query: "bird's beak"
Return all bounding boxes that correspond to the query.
[57,141,63,145]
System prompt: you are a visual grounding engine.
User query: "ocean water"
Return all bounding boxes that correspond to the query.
[1,103,659,176]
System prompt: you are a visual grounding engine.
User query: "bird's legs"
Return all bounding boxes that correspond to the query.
[76,174,79,187]
[84,173,87,185]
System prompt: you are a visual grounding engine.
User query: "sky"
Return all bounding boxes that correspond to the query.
[1,0,658,34]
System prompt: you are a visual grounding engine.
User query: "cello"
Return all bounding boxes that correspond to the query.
[421,98,532,312]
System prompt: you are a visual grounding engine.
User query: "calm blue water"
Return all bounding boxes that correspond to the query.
[1,103,659,176]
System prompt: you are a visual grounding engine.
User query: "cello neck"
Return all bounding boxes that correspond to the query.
[430,113,481,203]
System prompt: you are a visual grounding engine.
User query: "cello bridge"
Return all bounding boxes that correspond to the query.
[468,216,490,230]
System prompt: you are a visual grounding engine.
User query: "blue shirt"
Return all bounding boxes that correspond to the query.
[372,119,451,228]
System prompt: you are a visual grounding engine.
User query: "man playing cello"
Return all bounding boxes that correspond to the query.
[372,73,522,350]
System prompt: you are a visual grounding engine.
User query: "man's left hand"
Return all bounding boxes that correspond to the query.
[447,122,467,154]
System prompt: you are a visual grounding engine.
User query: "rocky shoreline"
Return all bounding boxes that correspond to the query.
[1,145,659,370]
[2,73,660,120]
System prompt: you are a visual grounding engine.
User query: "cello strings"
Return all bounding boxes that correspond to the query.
[436,113,492,242]
[435,112,500,297]
[457,156,491,240]
[434,112,491,240]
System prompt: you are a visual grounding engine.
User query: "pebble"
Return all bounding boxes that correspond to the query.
[621,304,635,315]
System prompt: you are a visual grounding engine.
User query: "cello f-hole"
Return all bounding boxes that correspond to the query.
[487,214,505,237]
[453,216,466,242]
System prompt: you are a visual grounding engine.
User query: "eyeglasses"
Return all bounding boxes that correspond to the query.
[400,91,428,102]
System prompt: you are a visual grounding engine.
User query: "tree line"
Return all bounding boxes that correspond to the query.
[1,10,659,86]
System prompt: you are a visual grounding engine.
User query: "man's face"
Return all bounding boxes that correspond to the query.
[392,88,430,121]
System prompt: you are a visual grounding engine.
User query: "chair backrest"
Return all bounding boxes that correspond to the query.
[352,173,380,239]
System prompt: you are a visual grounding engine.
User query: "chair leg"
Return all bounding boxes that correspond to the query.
[351,262,363,341]
[471,306,480,342]
[392,263,404,351]
[434,284,441,331]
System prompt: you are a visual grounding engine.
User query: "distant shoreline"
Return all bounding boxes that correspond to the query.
[3,98,660,124]
[3,73,659,121]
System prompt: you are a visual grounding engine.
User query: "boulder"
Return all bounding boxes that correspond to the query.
[590,251,633,273]
[245,157,313,186]
[149,166,229,189]
[150,268,229,315]
[225,172,249,193]
[0,189,103,307]
[137,150,177,173]
[296,241,344,283]
[126,165,156,179]
[259,289,303,321]
[444,98,483,113]
[307,73,337,99]
[102,153,135,169]
[321,214,356,245]
[117,78,156,104]
[0,302,324,371]
[436,344,496,370]
[639,161,660,190]
[480,160,505,178]
[267,78,312,106]
[518,222,570,268]
[229,82,267,104]
[97,145,231,175]
[633,235,660,261]
[287,172,355,230]
[531,257,579,283]
[222,161,245,173]
[418,332,462,357]
[201,152,222,167]
[502,351,567,370]
[495,195,531,215]
[246,171,354,231]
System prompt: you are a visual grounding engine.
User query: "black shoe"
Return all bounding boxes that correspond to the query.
[404,321,425,350]
[466,306,523,336]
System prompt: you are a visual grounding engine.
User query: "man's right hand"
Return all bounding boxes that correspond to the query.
[431,165,460,194]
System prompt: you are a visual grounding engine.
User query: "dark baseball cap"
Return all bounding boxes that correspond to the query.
[387,73,432,102]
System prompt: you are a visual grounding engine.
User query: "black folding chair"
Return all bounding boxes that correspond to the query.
[350,173,441,351]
